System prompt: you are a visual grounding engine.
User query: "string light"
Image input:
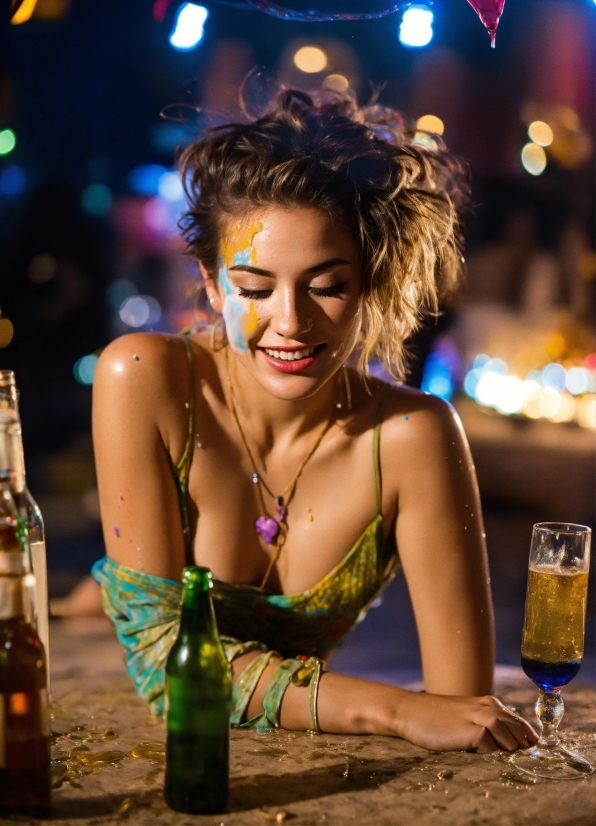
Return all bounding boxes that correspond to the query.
[169,3,208,51]
[399,5,434,48]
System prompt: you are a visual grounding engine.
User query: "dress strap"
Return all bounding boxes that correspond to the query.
[176,334,195,482]
[372,398,384,515]
[174,334,195,563]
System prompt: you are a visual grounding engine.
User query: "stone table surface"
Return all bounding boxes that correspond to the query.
[9,617,596,826]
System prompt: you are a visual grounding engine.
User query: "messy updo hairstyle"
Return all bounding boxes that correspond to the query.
[179,89,469,381]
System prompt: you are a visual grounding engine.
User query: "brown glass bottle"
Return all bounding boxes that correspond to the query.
[0,481,50,817]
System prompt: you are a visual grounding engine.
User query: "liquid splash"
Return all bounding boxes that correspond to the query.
[466,0,506,47]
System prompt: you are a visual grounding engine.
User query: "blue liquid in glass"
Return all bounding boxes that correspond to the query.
[521,656,581,691]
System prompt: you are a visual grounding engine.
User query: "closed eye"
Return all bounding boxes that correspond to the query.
[238,287,272,300]
[309,282,347,298]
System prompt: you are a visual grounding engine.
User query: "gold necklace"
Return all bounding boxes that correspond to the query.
[224,347,337,590]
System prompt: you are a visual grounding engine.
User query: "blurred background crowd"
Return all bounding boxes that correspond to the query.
[0,0,594,683]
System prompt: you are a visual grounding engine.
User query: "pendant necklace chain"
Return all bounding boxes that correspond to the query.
[224,346,339,590]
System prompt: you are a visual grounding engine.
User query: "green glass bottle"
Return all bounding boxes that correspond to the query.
[164,566,232,814]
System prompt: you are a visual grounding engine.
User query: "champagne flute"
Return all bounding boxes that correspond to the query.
[511,522,593,779]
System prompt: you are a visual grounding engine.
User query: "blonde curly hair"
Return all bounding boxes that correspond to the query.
[179,89,469,381]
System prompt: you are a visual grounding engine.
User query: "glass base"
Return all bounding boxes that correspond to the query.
[510,744,594,780]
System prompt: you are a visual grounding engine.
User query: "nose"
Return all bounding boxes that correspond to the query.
[270,288,313,340]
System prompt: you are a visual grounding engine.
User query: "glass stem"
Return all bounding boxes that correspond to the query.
[536,688,564,748]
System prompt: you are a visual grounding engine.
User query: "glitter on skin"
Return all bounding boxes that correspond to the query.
[219,220,263,354]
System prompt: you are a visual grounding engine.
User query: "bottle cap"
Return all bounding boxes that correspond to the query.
[0,551,24,575]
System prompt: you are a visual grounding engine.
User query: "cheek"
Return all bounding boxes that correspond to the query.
[219,263,260,354]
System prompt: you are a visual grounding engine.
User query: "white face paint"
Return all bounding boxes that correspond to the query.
[219,221,263,354]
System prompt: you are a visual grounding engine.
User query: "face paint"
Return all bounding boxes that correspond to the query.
[219,220,263,354]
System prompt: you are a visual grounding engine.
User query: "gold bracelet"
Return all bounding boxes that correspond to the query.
[308,658,324,734]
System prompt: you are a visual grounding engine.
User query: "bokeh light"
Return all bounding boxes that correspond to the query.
[463,353,596,429]
[157,170,184,202]
[129,164,168,196]
[293,46,327,73]
[528,121,553,147]
[566,367,591,396]
[169,3,208,51]
[119,295,161,328]
[0,129,16,155]
[399,6,434,48]
[0,164,26,197]
[322,74,349,93]
[416,114,444,136]
[541,362,566,392]
[73,354,99,385]
[521,142,547,176]
[106,279,138,311]
[27,253,57,284]
[81,183,113,216]
[0,318,14,348]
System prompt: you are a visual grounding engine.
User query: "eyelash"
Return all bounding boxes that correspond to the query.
[237,283,347,300]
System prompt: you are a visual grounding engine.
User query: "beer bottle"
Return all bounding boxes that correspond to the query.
[164,566,232,814]
[0,480,51,817]
[0,371,48,675]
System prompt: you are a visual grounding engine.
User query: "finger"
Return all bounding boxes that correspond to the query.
[485,716,520,751]
[479,695,504,708]
[473,726,500,754]
[501,712,539,747]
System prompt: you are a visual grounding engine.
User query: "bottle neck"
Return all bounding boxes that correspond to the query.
[179,581,216,637]
[0,418,25,492]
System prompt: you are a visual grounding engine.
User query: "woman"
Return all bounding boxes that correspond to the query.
[92,90,537,752]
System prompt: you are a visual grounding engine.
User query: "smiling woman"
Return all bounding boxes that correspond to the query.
[90,89,538,754]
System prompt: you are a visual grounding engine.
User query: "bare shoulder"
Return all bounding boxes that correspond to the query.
[93,333,192,453]
[95,332,186,391]
[366,379,468,465]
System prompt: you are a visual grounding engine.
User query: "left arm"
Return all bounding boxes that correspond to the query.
[388,394,494,696]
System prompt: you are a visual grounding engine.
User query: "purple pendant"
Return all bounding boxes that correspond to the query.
[255,515,280,545]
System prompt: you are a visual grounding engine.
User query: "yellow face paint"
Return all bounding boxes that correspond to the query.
[242,302,259,337]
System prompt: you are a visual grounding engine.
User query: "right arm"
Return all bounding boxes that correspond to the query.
[92,333,190,580]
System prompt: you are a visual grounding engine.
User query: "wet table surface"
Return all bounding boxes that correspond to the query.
[11,618,596,826]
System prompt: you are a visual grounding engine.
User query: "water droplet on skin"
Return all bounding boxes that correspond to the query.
[132,354,140,361]
[185,402,190,409]
[113,526,120,538]
[482,533,486,539]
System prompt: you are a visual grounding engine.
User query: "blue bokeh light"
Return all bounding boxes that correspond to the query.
[73,354,99,385]
[128,164,168,196]
[169,3,208,51]
[0,165,26,197]
[399,5,434,48]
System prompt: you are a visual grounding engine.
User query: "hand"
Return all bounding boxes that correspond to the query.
[396,692,539,753]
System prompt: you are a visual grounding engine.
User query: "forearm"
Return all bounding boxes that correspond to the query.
[232,652,538,752]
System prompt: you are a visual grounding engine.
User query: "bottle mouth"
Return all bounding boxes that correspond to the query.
[182,566,213,588]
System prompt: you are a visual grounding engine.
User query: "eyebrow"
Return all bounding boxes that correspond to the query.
[228,257,352,277]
